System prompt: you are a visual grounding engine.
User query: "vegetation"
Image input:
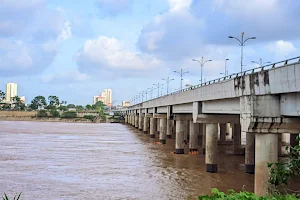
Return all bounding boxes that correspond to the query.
[268,135,300,196]
[198,188,298,200]
[37,110,48,117]
[61,111,77,118]
[67,104,76,109]
[2,192,22,200]
[84,115,96,120]
[29,96,47,110]
[50,109,60,117]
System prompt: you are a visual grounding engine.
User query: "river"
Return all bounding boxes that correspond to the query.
[0,121,254,200]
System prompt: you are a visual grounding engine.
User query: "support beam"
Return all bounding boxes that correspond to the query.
[159,118,167,144]
[202,124,206,154]
[149,118,156,138]
[167,120,173,138]
[219,123,226,142]
[156,119,160,135]
[245,132,255,174]
[183,120,189,144]
[175,120,185,154]
[205,123,218,173]
[143,116,149,134]
[189,121,199,152]
[255,133,278,196]
[139,115,144,130]
[233,124,242,155]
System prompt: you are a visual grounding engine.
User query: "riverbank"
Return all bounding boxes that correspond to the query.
[0,117,97,123]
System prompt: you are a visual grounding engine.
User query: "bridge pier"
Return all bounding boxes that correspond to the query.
[189,121,199,152]
[143,115,150,134]
[219,123,226,142]
[184,120,189,144]
[202,124,206,154]
[206,123,218,173]
[175,120,185,154]
[290,133,299,147]
[167,119,173,138]
[159,118,167,144]
[135,115,139,128]
[156,119,160,135]
[233,124,243,155]
[139,114,144,131]
[149,118,157,138]
[245,132,255,174]
[255,133,278,196]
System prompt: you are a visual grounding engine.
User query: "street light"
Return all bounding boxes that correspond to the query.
[228,32,256,74]
[153,83,162,98]
[251,58,271,67]
[148,87,154,99]
[174,69,189,90]
[162,77,174,95]
[192,57,212,84]
[220,59,230,76]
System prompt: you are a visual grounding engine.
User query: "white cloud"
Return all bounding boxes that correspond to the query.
[266,40,298,58]
[41,70,89,83]
[168,0,192,12]
[75,36,161,74]
[95,0,132,16]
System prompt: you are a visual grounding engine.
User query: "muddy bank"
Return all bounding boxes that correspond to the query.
[0,117,99,123]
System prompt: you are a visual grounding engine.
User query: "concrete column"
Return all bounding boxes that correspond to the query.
[278,134,282,157]
[167,119,173,138]
[233,124,242,155]
[189,121,199,152]
[183,120,189,144]
[159,118,167,144]
[156,119,160,134]
[149,118,157,138]
[138,115,144,130]
[255,133,278,196]
[205,123,218,173]
[202,124,206,154]
[143,117,149,134]
[131,115,134,126]
[245,132,255,174]
[219,123,226,142]
[130,115,133,125]
[175,120,185,154]
[290,134,299,147]
[135,115,139,128]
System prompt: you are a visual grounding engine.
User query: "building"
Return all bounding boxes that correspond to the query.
[101,89,112,105]
[93,95,106,105]
[6,83,17,103]
[20,96,26,104]
[122,101,131,107]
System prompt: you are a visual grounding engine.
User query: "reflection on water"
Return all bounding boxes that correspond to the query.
[0,121,254,200]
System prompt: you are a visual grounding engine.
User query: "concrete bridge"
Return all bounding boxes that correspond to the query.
[121,56,300,196]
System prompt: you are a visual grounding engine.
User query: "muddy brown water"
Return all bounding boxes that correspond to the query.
[0,121,254,200]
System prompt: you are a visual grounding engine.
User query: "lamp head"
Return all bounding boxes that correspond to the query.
[226,58,229,61]
[228,36,234,38]
[251,37,256,39]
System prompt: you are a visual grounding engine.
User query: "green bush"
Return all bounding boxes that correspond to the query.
[50,109,60,117]
[199,189,298,200]
[83,115,96,120]
[37,110,47,117]
[61,111,77,118]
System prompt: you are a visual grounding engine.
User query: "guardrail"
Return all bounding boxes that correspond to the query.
[130,56,300,107]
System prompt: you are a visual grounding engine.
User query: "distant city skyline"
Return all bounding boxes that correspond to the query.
[6,83,17,103]
[93,89,113,106]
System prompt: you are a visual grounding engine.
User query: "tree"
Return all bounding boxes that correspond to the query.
[86,104,92,110]
[50,109,60,117]
[58,105,68,111]
[11,96,25,111]
[67,104,76,109]
[76,105,84,111]
[48,96,60,106]
[30,96,47,110]
[0,90,5,103]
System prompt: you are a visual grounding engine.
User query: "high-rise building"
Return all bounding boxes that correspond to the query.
[6,83,17,103]
[101,89,112,105]
[93,95,106,105]
[122,101,131,107]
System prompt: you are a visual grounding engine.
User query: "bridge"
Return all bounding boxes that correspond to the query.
[121,56,300,196]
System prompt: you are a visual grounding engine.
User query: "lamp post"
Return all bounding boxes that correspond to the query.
[162,77,174,95]
[220,59,229,76]
[148,87,154,99]
[192,57,212,84]
[153,83,161,98]
[251,58,271,67]
[228,32,256,74]
[174,69,189,90]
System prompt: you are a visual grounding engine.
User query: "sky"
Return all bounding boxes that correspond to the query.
[0,0,300,106]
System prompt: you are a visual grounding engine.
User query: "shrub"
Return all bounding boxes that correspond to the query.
[83,115,96,120]
[2,192,22,200]
[198,188,298,200]
[37,110,47,117]
[50,109,60,117]
[61,111,77,118]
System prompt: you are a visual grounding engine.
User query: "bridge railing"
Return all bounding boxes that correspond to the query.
[131,56,300,107]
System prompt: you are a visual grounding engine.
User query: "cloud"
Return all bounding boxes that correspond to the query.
[266,40,298,58]
[95,0,132,16]
[137,0,300,61]
[0,2,71,77]
[75,35,161,78]
[41,69,89,84]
